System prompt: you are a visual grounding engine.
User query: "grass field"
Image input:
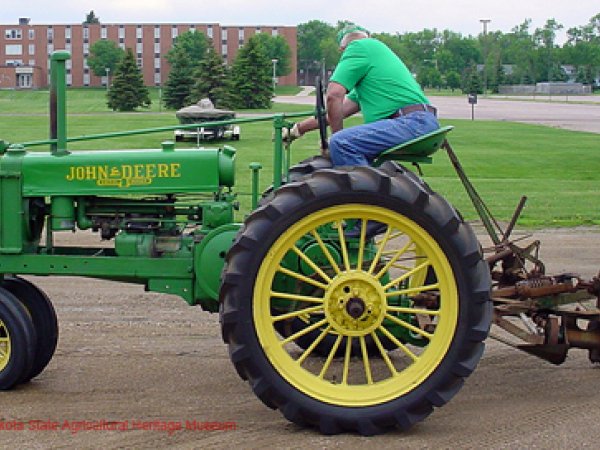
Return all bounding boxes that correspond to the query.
[0,89,598,227]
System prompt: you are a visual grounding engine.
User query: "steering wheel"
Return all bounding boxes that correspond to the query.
[315,77,328,151]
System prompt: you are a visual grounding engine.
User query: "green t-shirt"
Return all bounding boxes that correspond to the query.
[330,38,429,123]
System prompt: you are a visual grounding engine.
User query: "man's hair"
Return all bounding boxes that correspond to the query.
[336,24,370,47]
[339,31,369,49]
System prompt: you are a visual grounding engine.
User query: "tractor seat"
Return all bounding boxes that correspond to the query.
[373,125,454,166]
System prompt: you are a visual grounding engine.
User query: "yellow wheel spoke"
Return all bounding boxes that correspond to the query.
[335,222,351,271]
[386,305,441,316]
[342,336,352,385]
[270,291,324,304]
[385,313,433,340]
[383,260,431,290]
[277,266,328,291]
[356,219,367,271]
[359,336,374,384]
[378,325,419,362]
[375,240,413,280]
[385,282,440,298]
[368,226,393,274]
[318,334,343,379]
[376,230,405,244]
[271,305,324,323]
[280,318,329,346]
[309,229,342,275]
[370,331,397,376]
[291,245,333,283]
[296,325,333,365]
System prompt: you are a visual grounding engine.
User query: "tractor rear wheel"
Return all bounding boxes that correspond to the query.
[220,167,491,435]
[2,277,58,383]
[0,286,36,390]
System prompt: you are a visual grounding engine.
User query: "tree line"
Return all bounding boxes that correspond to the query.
[298,15,600,93]
[89,30,292,111]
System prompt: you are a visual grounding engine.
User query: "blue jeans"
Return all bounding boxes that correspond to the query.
[329,111,440,166]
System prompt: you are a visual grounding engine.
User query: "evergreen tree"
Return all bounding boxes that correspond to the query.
[187,42,228,107]
[107,48,151,112]
[84,11,100,24]
[226,35,273,109]
[162,46,196,109]
[163,31,209,110]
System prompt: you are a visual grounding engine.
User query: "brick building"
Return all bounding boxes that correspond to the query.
[0,18,297,89]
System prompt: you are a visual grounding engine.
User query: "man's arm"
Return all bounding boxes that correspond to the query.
[326,81,348,133]
[294,90,359,135]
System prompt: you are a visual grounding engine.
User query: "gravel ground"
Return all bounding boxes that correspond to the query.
[1,227,599,448]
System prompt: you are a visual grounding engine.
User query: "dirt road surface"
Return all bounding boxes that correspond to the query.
[1,227,599,448]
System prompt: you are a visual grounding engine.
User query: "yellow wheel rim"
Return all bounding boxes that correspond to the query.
[253,204,459,407]
[0,318,10,372]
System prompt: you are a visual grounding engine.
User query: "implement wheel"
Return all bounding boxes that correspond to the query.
[0,286,36,390]
[220,167,491,435]
[2,277,58,382]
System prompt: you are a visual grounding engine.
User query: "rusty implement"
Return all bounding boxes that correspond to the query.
[444,141,600,365]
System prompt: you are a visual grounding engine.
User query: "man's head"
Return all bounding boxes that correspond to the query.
[336,24,370,50]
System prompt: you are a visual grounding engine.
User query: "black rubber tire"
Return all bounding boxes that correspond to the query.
[0,286,37,390]
[220,167,491,435]
[2,277,58,383]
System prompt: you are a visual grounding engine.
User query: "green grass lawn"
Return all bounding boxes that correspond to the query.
[0,93,598,227]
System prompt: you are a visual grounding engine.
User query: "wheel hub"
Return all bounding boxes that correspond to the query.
[324,271,387,336]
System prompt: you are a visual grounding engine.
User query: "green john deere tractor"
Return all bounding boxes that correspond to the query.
[1,51,598,436]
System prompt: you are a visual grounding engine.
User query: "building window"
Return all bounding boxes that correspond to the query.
[154,58,161,69]
[154,43,160,53]
[137,58,143,68]
[137,38,142,44]
[5,44,23,55]
[28,29,35,40]
[221,44,227,55]
[238,28,244,41]
[66,59,72,70]
[136,26,142,39]
[6,60,23,67]
[272,28,279,36]
[119,43,125,50]
[83,73,90,86]
[28,44,35,55]
[5,29,23,40]
[171,26,178,39]
[154,26,160,39]
[118,27,125,39]
[66,74,72,86]
[28,59,35,66]
[207,26,213,39]
[221,28,227,41]
[65,43,71,52]
[65,27,71,39]
[47,43,54,55]
[83,27,89,39]
[83,43,89,54]
[154,73,161,85]
[47,27,53,41]
[136,43,143,54]
[101,27,107,39]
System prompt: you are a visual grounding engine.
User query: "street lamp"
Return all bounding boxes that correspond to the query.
[480,19,491,95]
[271,59,278,94]
[105,67,110,92]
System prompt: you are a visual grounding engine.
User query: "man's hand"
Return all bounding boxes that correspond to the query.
[281,123,303,142]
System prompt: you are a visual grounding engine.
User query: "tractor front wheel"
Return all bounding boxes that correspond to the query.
[220,167,491,435]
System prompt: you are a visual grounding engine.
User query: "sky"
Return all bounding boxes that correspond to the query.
[1,0,599,41]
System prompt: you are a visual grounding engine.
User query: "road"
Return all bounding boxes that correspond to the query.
[275,93,600,134]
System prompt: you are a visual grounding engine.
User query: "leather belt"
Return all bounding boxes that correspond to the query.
[389,104,437,118]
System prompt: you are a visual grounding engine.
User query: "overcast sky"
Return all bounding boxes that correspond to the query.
[2,0,599,40]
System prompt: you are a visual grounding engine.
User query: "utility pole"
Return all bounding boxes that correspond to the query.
[480,19,491,95]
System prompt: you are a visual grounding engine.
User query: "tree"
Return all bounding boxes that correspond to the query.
[107,48,151,112]
[167,30,209,65]
[226,35,273,109]
[297,20,336,84]
[187,42,228,107]
[163,31,209,109]
[84,11,100,24]
[88,40,124,78]
[252,33,292,76]
[162,46,197,109]
[445,70,462,91]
